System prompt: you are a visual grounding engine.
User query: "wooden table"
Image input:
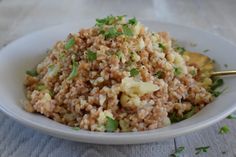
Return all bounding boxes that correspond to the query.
[0,0,236,156]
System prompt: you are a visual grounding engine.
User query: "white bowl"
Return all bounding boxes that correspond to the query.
[0,20,236,145]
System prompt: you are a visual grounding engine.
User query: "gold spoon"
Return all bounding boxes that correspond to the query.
[211,70,236,77]
[184,51,236,77]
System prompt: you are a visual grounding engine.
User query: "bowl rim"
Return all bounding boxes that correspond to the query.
[1,20,236,144]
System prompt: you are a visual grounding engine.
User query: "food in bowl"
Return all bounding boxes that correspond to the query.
[24,15,220,132]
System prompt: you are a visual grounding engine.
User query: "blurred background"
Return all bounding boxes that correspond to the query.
[1,0,236,47]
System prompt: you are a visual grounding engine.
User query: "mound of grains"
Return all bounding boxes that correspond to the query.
[24,16,213,132]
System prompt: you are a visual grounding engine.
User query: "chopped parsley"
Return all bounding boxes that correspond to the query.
[170,106,197,123]
[67,57,79,80]
[59,53,66,61]
[96,15,116,26]
[183,106,197,119]
[122,25,133,36]
[203,49,209,53]
[174,67,182,76]
[170,146,185,157]
[190,70,196,76]
[26,69,38,77]
[47,64,59,77]
[210,78,224,97]
[104,27,121,39]
[128,17,137,25]
[117,15,126,21]
[219,125,230,134]
[130,52,137,61]
[72,127,80,130]
[158,43,166,51]
[227,114,236,119]
[48,64,55,72]
[65,38,75,50]
[211,78,224,91]
[175,47,186,55]
[154,71,164,79]
[126,60,133,66]
[116,51,123,60]
[212,90,223,97]
[195,146,210,155]
[87,50,97,61]
[35,84,53,96]
[36,84,47,91]
[169,112,183,123]
[97,16,136,39]
[48,91,54,97]
[130,68,139,77]
[105,116,118,132]
[222,151,226,154]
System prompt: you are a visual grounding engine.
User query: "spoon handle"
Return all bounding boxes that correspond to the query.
[211,70,236,77]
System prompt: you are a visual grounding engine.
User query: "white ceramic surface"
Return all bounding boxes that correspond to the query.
[0,20,236,145]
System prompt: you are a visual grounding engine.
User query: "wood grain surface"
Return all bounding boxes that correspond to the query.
[0,0,236,156]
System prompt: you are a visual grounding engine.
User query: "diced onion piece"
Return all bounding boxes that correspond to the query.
[121,77,159,96]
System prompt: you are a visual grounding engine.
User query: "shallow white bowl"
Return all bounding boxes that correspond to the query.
[0,20,236,145]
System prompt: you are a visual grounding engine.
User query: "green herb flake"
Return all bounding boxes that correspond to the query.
[210,78,225,97]
[72,127,80,131]
[59,53,66,61]
[48,64,54,72]
[87,50,97,61]
[117,15,126,21]
[67,58,79,80]
[130,68,139,77]
[96,19,106,27]
[104,27,121,39]
[35,84,53,96]
[170,106,196,123]
[195,146,210,155]
[175,47,186,55]
[26,69,38,77]
[96,15,116,26]
[65,38,75,50]
[36,84,47,91]
[203,49,210,53]
[222,151,226,154]
[170,146,185,157]
[211,78,224,91]
[158,43,166,51]
[212,90,222,97]
[130,52,135,61]
[174,67,182,76]
[116,51,123,60]
[126,60,133,66]
[48,91,54,97]
[219,125,230,134]
[122,25,133,36]
[183,106,197,119]
[190,70,196,76]
[105,116,118,132]
[128,17,137,25]
[227,114,236,119]
[169,112,183,123]
[154,71,164,79]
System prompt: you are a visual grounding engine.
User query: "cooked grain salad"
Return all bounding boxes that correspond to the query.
[24,15,214,132]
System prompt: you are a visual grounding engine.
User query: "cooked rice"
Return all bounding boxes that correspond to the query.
[24,16,213,132]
